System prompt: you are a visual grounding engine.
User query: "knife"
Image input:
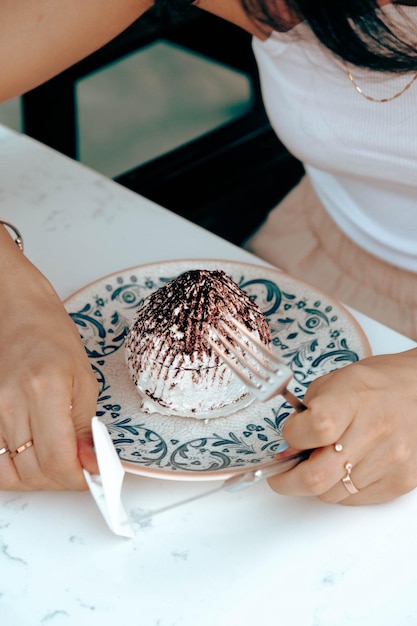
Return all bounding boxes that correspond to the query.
[85,416,308,534]
[134,449,309,522]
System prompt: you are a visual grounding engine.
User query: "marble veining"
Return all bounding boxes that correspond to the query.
[0,539,27,565]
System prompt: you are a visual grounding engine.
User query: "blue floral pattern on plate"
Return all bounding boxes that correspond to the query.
[64,259,371,481]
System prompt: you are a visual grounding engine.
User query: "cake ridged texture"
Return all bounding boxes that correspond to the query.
[125,269,271,419]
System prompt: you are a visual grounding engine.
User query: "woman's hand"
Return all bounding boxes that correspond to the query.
[0,228,99,490]
[268,349,417,505]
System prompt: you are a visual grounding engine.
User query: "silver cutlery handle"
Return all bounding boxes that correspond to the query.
[223,451,309,492]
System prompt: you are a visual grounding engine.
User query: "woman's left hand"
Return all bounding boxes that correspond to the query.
[268,348,417,505]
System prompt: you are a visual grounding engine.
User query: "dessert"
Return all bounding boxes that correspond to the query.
[124,269,271,419]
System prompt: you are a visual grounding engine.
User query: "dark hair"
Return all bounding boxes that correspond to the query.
[153,1,417,72]
[242,0,417,72]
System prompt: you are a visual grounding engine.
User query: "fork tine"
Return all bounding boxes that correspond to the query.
[209,324,291,387]
[217,320,295,391]
[207,322,294,400]
[206,334,262,393]
[207,319,307,412]
[220,318,283,368]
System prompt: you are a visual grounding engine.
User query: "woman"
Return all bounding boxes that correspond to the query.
[1,0,417,504]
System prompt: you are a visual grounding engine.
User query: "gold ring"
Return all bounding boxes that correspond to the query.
[0,446,10,456]
[341,462,359,495]
[10,439,34,460]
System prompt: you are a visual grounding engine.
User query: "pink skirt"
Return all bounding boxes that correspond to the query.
[244,175,417,341]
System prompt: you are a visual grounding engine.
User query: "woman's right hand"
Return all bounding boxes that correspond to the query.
[268,348,417,505]
[0,226,99,490]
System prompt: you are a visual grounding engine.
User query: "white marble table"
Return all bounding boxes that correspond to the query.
[0,125,416,626]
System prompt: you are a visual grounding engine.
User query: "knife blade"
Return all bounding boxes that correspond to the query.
[136,449,309,521]
[86,416,309,533]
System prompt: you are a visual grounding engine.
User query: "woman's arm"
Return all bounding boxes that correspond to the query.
[0,0,153,102]
[0,0,268,103]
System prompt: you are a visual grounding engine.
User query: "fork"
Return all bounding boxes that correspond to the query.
[207,318,307,413]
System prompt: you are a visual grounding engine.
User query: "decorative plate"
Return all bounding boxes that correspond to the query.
[64,259,371,481]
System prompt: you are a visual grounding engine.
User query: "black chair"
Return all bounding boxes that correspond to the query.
[22,6,304,244]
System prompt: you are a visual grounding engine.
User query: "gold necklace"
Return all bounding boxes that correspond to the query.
[345,63,417,103]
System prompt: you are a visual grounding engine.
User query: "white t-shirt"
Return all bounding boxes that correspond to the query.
[252,12,417,272]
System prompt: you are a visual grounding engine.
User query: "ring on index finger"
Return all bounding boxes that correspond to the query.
[9,439,34,460]
[0,445,10,456]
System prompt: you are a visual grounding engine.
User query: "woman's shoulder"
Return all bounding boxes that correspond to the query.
[197,0,271,38]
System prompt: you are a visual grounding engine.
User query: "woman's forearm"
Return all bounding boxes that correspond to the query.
[0,0,153,102]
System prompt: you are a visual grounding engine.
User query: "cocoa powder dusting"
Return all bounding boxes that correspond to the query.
[129,270,269,361]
